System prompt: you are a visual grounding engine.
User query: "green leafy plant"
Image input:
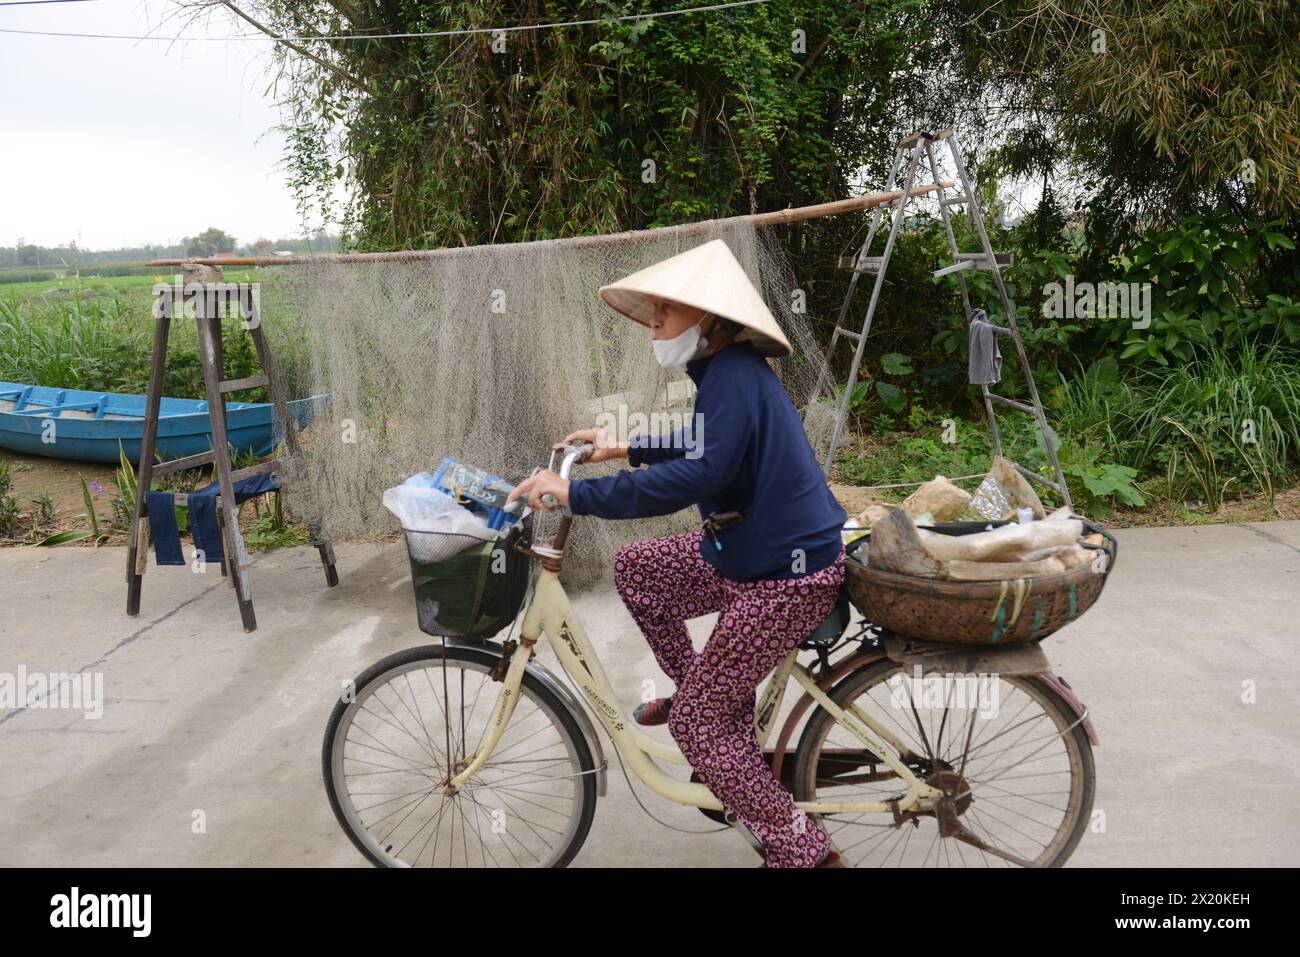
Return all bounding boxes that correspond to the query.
[1162,416,1231,512]
[243,493,311,552]
[1111,214,1299,367]
[30,492,55,529]
[881,352,913,375]
[1068,458,1145,513]
[110,442,136,531]
[876,381,906,412]
[80,475,101,537]
[34,529,92,546]
[0,461,20,539]
[74,475,113,546]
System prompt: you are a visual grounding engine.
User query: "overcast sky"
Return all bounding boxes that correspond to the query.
[0,0,319,250]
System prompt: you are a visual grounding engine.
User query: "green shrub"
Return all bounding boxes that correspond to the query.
[0,462,20,538]
[1107,212,1299,366]
[1125,345,1300,506]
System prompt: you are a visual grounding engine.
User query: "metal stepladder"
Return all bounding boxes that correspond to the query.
[809,128,1072,509]
[125,262,339,632]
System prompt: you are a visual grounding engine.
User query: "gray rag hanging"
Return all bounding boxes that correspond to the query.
[968,308,1003,385]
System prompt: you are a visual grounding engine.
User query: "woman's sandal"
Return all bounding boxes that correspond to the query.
[632,695,674,726]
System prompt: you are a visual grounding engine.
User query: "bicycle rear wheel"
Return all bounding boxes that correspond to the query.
[323,642,598,867]
[793,659,1094,867]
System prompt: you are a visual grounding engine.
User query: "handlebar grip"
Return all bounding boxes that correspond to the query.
[541,492,559,510]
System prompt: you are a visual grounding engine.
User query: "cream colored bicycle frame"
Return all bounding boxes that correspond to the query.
[448,566,946,815]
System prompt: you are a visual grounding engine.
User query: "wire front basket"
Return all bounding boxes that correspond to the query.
[403,527,496,564]
[402,515,534,641]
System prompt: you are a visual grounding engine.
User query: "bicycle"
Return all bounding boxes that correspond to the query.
[322,443,1098,867]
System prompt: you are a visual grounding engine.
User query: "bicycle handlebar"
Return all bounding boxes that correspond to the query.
[498,442,595,518]
[541,442,594,512]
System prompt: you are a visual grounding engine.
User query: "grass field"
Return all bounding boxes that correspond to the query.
[0,268,296,402]
[0,269,259,303]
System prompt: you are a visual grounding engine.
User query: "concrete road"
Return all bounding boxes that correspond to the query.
[1,522,1297,867]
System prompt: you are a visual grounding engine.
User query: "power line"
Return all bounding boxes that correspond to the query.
[0,0,768,42]
[0,0,101,6]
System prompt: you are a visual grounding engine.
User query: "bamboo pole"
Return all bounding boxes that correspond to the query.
[146,182,955,267]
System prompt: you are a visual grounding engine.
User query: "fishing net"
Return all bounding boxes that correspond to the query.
[257,217,839,585]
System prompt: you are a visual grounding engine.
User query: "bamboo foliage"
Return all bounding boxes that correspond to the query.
[944,0,1300,221]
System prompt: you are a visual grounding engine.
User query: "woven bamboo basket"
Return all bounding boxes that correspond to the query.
[844,520,1118,646]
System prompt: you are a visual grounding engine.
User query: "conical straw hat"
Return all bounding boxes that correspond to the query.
[599,238,792,358]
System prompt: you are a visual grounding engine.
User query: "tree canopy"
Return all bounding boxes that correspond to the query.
[228,0,944,249]
[940,0,1300,225]
[222,0,1298,256]
[184,227,239,258]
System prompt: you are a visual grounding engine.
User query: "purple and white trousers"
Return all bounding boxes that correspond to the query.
[612,530,846,868]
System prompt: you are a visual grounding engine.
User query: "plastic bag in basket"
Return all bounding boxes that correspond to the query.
[383,481,500,562]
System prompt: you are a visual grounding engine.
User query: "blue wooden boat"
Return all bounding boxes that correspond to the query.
[0,380,328,465]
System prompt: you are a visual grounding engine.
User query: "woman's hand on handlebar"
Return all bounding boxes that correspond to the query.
[558,427,626,464]
[506,469,570,512]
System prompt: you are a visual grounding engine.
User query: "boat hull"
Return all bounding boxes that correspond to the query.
[0,381,327,465]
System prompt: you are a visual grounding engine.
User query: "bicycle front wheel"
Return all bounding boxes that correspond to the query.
[793,658,1095,867]
[323,642,598,867]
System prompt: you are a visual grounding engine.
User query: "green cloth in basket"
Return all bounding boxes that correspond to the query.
[408,522,531,640]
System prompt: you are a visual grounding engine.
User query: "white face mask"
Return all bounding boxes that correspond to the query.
[652,316,710,371]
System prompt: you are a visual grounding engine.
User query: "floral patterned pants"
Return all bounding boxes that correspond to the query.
[613,530,846,867]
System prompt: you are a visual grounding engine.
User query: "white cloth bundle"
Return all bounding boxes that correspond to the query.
[867,505,1095,581]
[916,515,1083,563]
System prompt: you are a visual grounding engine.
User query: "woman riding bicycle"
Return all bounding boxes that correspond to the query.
[507,239,848,868]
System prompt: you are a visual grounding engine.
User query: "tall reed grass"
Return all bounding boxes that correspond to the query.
[0,293,271,400]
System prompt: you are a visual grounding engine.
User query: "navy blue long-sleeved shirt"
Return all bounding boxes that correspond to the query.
[567,340,846,582]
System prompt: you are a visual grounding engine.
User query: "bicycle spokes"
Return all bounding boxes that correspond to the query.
[801,665,1093,867]
[330,658,592,867]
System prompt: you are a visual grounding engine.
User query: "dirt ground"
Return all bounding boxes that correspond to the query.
[0,448,121,542]
[0,447,289,547]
